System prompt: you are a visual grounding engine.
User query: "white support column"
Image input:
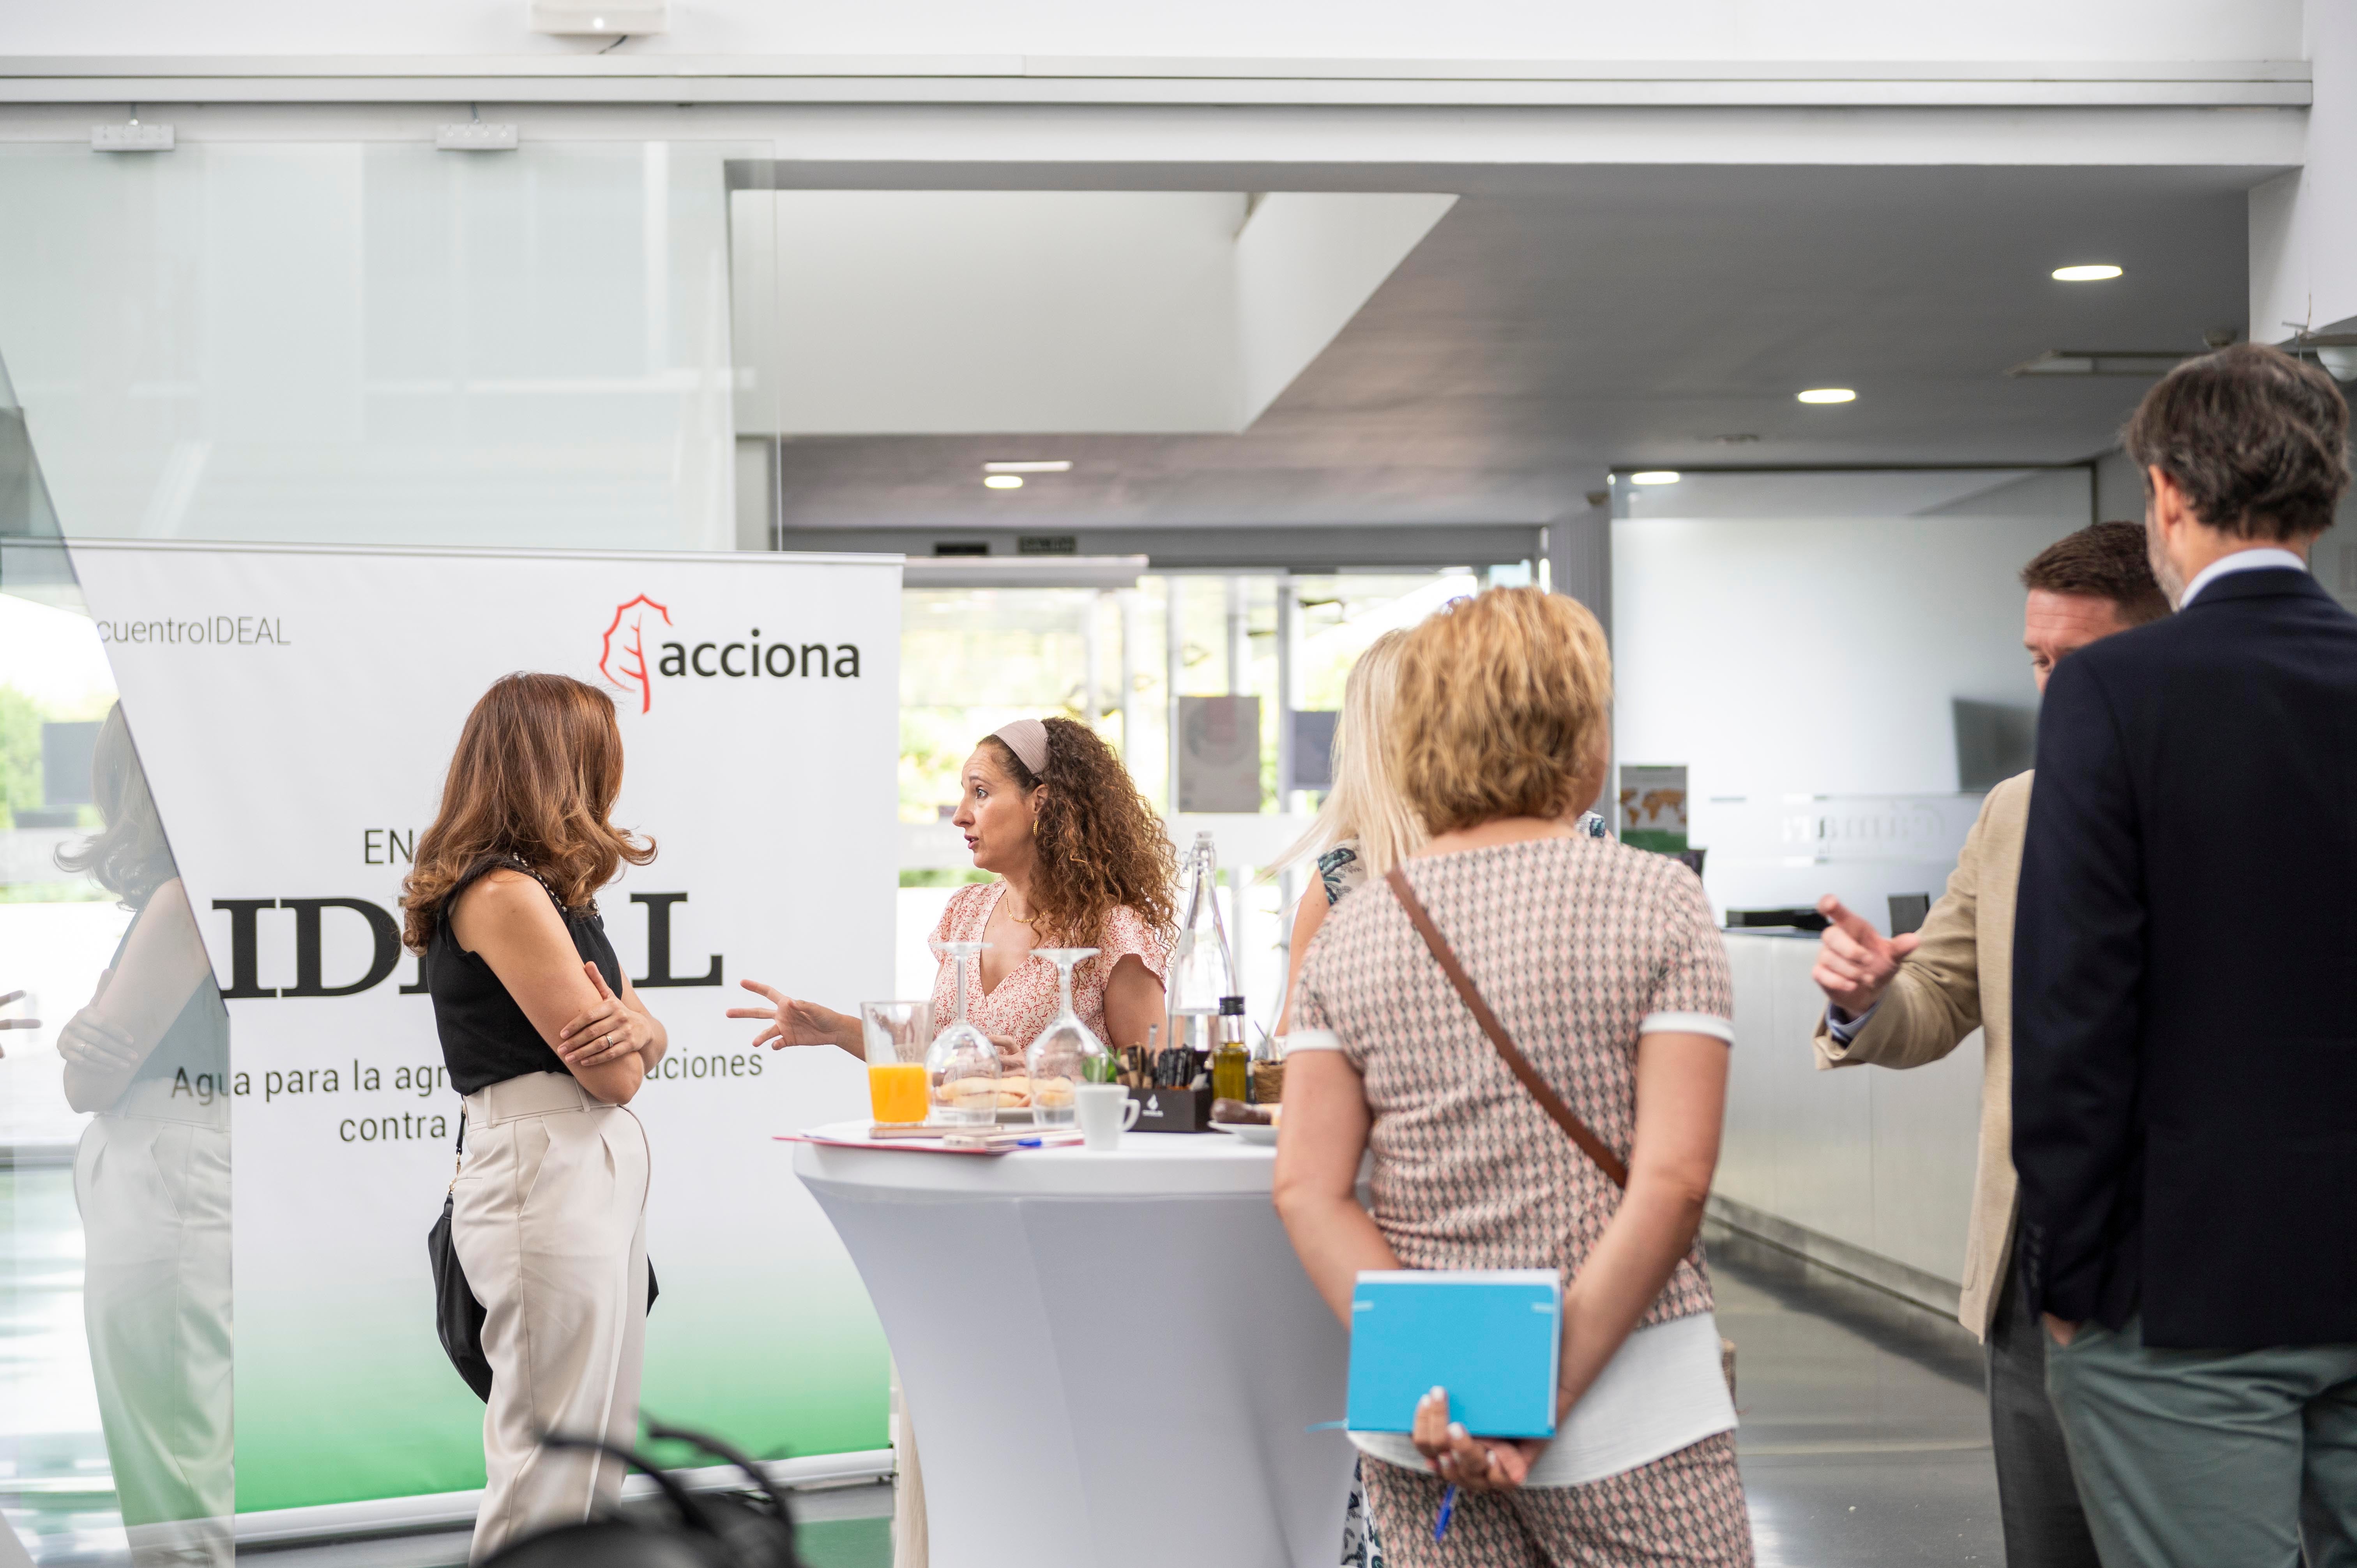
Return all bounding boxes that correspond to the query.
[1082,588,1104,727]
[1118,587,1140,764]
[1166,575,1186,811]
[1550,486,1615,815]
[1273,575,1302,991]
[1275,575,1299,809]
[1225,575,1249,695]
[1547,489,1613,643]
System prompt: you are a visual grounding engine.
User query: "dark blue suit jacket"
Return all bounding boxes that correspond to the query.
[2012,566,2357,1349]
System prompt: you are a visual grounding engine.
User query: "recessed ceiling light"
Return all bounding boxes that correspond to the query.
[2052,264,2124,282]
[1797,388,1857,404]
[983,474,1024,489]
[983,460,1072,473]
[1629,471,1681,485]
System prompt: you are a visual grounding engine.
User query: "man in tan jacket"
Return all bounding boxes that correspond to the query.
[1809,521,2166,1568]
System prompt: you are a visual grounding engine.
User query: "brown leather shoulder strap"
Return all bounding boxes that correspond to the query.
[1385,864,1630,1190]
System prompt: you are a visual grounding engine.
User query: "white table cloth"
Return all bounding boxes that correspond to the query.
[793,1127,1355,1568]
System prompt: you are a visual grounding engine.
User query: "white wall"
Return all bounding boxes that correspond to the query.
[0,0,2303,64]
[1234,192,1456,426]
[2251,0,2357,338]
[0,140,744,549]
[730,189,1450,437]
[1612,468,2086,923]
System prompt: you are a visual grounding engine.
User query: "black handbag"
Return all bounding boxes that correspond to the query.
[429,1110,659,1403]
[480,1424,800,1568]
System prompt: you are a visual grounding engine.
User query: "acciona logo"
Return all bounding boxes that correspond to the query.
[597,594,862,714]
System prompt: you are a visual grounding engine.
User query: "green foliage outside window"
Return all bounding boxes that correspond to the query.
[0,683,41,829]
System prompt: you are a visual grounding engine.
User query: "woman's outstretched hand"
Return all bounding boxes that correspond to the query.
[1412,1388,1543,1494]
[729,979,861,1057]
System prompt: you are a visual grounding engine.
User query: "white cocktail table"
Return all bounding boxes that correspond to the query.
[792,1126,1355,1568]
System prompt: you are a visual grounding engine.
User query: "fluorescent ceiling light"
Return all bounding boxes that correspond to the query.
[2052,264,2125,282]
[1797,388,1857,404]
[982,460,1072,473]
[1629,471,1681,486]
[982,475,1024,490]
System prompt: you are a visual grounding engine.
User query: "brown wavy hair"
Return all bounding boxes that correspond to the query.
[400,673,655,953]
[984,717,1177,964]
[54,704,178,910]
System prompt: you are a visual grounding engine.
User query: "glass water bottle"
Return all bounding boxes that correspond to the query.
[1166,831,1239,1065]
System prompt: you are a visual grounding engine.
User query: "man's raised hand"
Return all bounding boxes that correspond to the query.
[1810,895,1920,1021]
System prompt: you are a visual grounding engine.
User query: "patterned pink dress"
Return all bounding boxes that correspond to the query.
[927,881,1169,1048]
[1292,836,1753,1568]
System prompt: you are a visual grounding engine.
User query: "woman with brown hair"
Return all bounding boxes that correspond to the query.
[735,715,1176,1068]
[1274,588,1751,1568]
[53,704,233,1562]
[399,672,670,1562]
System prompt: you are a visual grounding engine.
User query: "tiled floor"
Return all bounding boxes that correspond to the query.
[1712,1222,2003,1566]
[8,1173,2000,1566]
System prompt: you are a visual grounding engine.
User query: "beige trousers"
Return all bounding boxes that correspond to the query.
[454,1072,650,1563]
[74,1084,233,1567]
[891,1371,929,1568]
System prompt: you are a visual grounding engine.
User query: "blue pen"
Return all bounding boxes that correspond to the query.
[1434,1484,1457,1541]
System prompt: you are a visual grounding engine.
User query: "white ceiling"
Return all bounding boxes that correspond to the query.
[753,162,2260,534]
[730,189,1453,434]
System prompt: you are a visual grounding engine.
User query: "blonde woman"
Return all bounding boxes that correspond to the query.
[1275,631,1425,1039]
[1275,588,1750,1568]
[1277,629,1606,1035]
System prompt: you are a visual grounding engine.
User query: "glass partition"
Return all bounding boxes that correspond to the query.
[0,140,758,551]
[3,360,231,1564]
[0,134,1517,1560]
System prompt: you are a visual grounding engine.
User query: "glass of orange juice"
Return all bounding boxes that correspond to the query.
[860,1001,935,1125]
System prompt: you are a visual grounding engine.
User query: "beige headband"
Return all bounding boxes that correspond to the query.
[992,718,1050,777]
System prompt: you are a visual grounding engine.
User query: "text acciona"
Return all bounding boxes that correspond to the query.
[659,634,860,680]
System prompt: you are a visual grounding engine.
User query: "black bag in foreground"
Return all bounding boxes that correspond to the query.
[429,1110,658,1402]
[479,1425,801,1568]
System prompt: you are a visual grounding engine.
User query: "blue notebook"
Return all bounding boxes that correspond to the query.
[1346,1270,1562,1439]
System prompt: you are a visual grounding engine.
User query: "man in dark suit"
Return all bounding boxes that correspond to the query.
[2013,341,2357,1567]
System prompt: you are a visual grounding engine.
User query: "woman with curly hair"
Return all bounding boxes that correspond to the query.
[735,716,1177,1063]
[734,717,1175,1568]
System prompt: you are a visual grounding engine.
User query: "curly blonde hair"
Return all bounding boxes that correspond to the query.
[984,717,1177,963]
[1391,588,1611,834]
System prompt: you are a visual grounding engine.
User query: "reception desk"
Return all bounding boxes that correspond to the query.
[793,1130,1355,1568]
[1714,929,1982,1313]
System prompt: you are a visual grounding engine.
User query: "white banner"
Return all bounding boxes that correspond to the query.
[67,540,901,1516]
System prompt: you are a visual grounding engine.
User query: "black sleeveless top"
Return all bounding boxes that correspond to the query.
[425,857,624,1097]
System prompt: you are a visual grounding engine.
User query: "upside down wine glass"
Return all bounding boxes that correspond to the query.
[1025,948,1108,1127]
[925,938,1000,1127]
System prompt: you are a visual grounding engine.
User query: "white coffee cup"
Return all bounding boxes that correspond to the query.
[1074,1084,1141,1151]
